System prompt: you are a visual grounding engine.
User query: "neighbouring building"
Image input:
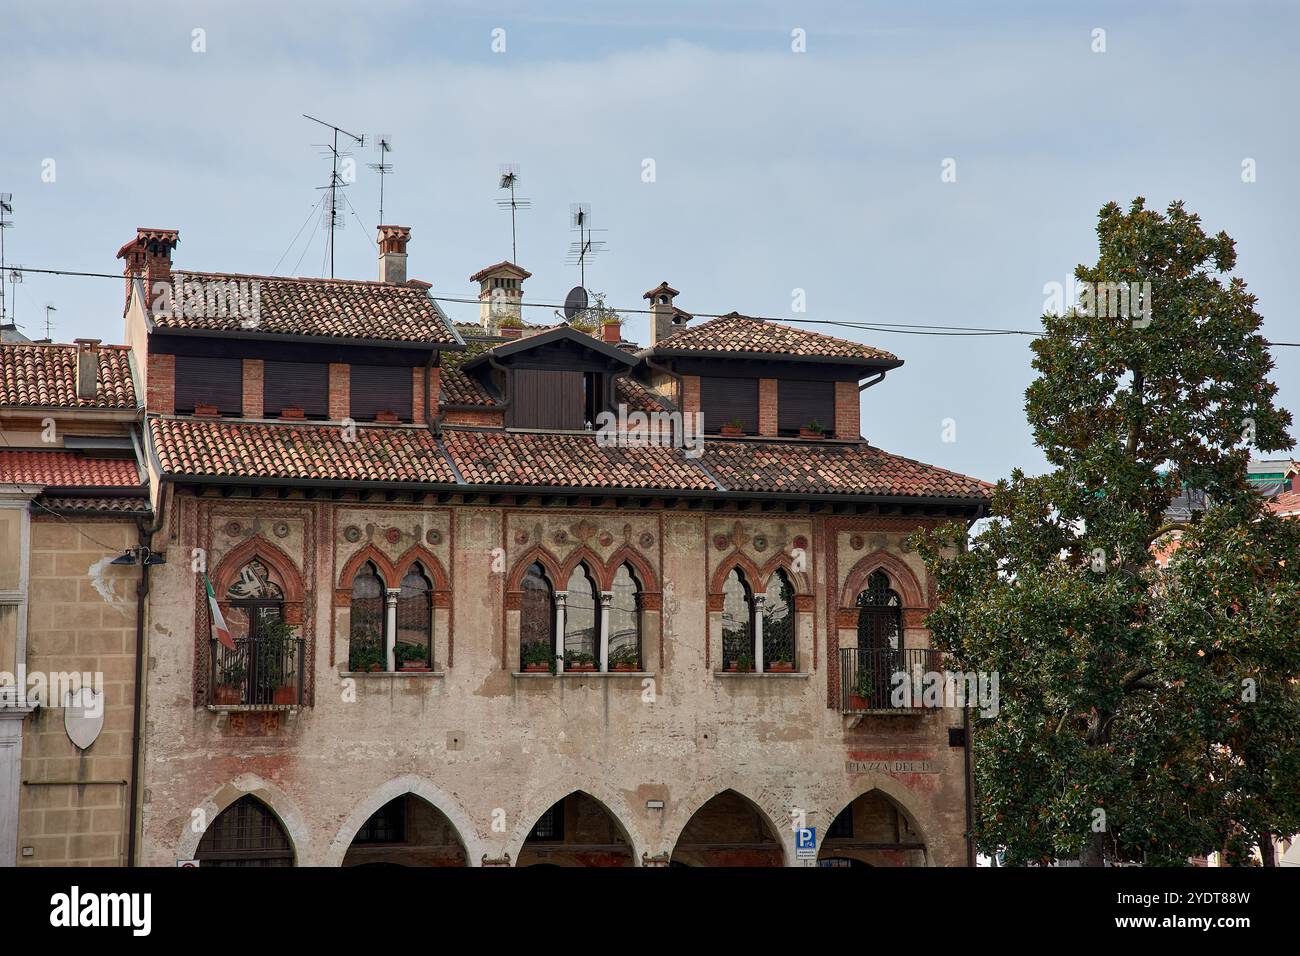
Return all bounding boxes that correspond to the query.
[0,336,149,865]
[6,223,994,867]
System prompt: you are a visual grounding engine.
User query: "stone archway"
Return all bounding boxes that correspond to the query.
[817,789,928,867]
[516,791,636,867]
[341,793,468,867]
[669,789,785,867]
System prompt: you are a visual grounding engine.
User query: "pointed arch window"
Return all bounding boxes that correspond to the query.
[763,569,796,670]
[856,570,901,651]
[563,564,599,667]
[520,562,556,670]
[348,561,386,672]
[195,795,294,867]
[721,567,756,670]
[608,564,642,670]
[396,564,433,670]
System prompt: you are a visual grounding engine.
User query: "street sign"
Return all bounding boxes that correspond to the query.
[795,826,817,860]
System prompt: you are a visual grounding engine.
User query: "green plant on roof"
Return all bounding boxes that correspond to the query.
[497,316,524,329]
[804,420,825,434]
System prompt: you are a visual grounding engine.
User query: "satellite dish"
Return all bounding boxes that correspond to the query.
[564,286,589,320]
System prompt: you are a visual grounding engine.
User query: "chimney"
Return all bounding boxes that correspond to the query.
[471,261,531,332]
[377,225,411,283]
[74,338,101,401]
[643,282,682,346]
[115,228,179,314]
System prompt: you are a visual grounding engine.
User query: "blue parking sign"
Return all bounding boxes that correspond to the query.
[795,827,816,859]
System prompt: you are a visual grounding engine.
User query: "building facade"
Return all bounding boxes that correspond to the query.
[3,224,992,866]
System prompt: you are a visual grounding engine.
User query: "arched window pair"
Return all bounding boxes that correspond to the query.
[721,567,797,672]
[348,561,434,672]
[520,562,642,672]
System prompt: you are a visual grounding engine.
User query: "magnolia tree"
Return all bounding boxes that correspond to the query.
[916,199,1299,866]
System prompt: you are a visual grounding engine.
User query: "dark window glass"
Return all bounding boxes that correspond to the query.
[520,562,554,669]
[763,570,796,670]
[608,564,641,669]
[349,562,386,671]
[827,807,853,839]
[563,564,598,662]
[778,379,835,436]
[396,565,432,667]
[530,801,564,841]
[174,355,243,415]
[701,376,759,434]
[350,364,413,421]
[355,797,406,844]
[722,568,755,668]
[263,360,329,418]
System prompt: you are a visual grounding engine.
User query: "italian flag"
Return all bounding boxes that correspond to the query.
[205,574,235,650]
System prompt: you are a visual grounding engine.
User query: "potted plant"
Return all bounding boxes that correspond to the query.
[720,418,744,437]
[563,649,597,672]
[260,617,299,705]
[799,420,826,440]
[522,641,553,673]
[849,671,875,710]
[766,652,795,673]
[396,642,431,672]
[347,636,383,673]
[213,660,245,705]
[608,646,640,672]
[727,653,755,673]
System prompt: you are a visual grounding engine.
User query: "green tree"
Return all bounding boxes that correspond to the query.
[917,198,1297,865]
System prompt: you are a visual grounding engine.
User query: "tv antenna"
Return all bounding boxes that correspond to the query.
[367,134,394,225]
[496,164,531,263]
[0,194,12,323]
[6,265,21,328]
[303,114,365,278]
[43,304,56,340]
[566,203,607,290]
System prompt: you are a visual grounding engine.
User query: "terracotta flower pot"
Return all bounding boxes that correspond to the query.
[273,686,298,705]
[375,410,399,423]
[798,428,825,440]
[400,660,430,672]
[213,685,242,705]
[766,661,795,673]
[610,663,639,672]
[565,662,597,672]
[720,425,744,436]
[524,662,551,673]
[280,406,305,420]
[849,694,872,710]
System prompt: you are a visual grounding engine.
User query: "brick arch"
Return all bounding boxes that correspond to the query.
[338,543,399,592]
[505,546,564,592]
[393,544,450,592]
[558,545,609,590]
[708,551,764,599]
[605,545,660,595]
[757,553,812,596]
[840,550,926,610]
[214,535,305,604]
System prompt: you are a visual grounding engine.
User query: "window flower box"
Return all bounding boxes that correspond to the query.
[213,684,242,705]
[565,662,597,672]
[725,661,754,673]
[399,660,431,672]
[766,661,795,673]
[523,662,551,673]
[374,410,399,423]
[720,423,744,437]
[272,686,298,706]
[798,428,826,440]
[609,662,639,672]
[194,402,220,418]
[280,406,306,420]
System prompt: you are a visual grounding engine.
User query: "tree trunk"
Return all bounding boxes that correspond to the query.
[1259,832,1276,867]
[1080,831,1106,867]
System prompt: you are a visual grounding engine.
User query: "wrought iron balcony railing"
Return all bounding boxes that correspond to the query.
[839,646,944,713]
[210,637,305,708]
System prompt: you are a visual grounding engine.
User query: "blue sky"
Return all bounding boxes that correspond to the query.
[2,0,1296,482]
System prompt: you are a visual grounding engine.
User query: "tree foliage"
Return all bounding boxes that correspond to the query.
[916,199,1298,865]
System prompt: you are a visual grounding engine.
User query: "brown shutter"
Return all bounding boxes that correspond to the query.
[508,369,583,429]
[778,379,835,435]
[701,376,759,434]
[263,361,329,418]
[350,365,413,421]
[174,355,243,415]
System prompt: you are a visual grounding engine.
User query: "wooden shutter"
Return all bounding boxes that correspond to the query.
[778,379,835,435]
[508,369,583,429]
[174,355,243,415]
[350,365,413,421]
[701,376,758,434]
[263,361,329,418]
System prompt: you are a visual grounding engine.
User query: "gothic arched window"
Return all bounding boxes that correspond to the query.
[396,564,433,669]
[722,567,756,670]
[349,561,386,672]
[608,564,641,670]
[520,562,555,670]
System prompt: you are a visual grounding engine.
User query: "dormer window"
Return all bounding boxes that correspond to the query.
[701,376,758,435]
[264,361,328,419]
[350,364,413,422]
[174,355,242,416]
[778,379,835,437]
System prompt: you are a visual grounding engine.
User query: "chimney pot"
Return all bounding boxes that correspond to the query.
[377,226,411,283]
[643,281,681,346]
[74,338,101,401]
[601,321,621,344]
[116,228,178,314]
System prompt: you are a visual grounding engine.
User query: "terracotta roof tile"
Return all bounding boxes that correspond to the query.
[0,450,142,488]
[149,417,456,483]
[646,313,898,363]
[442,428,714,491]
[34,494,152,515]
[0,343,137,409]
[701,440,992,500]
[151,271,461,345]
[1268,489,1300,518]
[615,377,668,413]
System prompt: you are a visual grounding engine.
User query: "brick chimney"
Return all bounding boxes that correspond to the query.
[471,261,531,332]
[644,282,683,346]
[115,228,179,314]
[377,225,411,283]
[74,338,100,401]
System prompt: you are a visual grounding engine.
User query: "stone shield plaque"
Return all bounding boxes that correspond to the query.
[63,687,105,751]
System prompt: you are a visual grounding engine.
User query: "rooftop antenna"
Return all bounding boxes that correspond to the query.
[566,203,607,291]
[5,265,21,328]
[367,134,394,225]
[0,194,12,323]
[495,164,531,263]
[303,114,365,278]
[43,303,55,340]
